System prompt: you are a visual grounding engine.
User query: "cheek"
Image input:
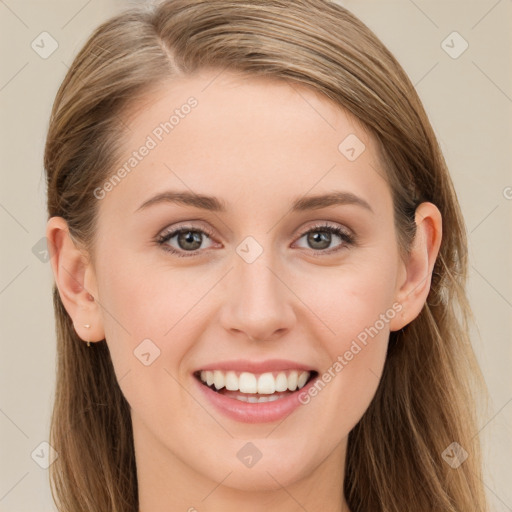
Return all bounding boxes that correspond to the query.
[93,248,211,407]
[294,256,399,426]
[301,251,399,345]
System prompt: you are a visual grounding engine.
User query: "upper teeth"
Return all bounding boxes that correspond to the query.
[199,370,311,394]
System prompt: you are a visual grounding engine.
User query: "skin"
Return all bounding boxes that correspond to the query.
[47,69,442,512]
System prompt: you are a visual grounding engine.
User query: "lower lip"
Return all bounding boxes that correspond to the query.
[194,375,318,424]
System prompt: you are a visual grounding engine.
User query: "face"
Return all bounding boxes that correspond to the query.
[86,70,407,492]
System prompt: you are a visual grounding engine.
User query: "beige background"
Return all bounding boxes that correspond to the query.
[1,0,511,510]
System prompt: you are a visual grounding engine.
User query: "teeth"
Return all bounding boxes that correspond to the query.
[227,393,284,403]
[257,373,275,394]
[287,370,298,391]
[225,371,238,391]
[275,372,289,392]
[199,369,312,393]
[297,371,309,389]
[204,371,214,386]
[239,372,258,393]
[213,370,224,390]
[239,394,281,403]
[217,392,287,403]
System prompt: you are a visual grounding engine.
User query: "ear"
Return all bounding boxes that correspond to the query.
[46,217,105,344]
[389,202,442,331]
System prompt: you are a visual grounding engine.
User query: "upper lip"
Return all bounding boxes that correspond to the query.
[193,359,317,374]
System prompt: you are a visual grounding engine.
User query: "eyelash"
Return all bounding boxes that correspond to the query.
[155,222,355,258]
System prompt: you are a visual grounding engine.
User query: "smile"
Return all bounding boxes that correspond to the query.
[195,369,316,402]
[192,359,320,423]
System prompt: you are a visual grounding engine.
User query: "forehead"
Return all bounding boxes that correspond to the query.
[101,69,391,217]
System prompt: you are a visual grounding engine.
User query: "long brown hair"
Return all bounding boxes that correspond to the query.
[44,1,487,510]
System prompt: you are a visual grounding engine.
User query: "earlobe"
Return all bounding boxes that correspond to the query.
[389,202,442,331]
[46,217,105,344]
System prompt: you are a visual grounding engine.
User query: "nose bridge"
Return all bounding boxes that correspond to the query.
[220,243,295,341]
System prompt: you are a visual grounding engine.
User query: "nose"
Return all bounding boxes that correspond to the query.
[219,249,296,343]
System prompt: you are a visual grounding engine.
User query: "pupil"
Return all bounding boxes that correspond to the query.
[178,231,202,250]
[308,231,331,250]
[175,230,332,251]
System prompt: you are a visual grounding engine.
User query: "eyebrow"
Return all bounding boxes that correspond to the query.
[292,191,373,213]
[136,191,227,213]
[136,190,373,214]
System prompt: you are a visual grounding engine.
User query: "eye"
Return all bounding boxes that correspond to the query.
[293,223,355,254]
[156,225,216,257]
[156,222,355,258]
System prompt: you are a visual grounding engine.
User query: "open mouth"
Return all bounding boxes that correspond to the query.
[193,369,319,403]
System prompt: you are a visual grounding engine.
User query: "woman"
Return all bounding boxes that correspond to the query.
[44,0,487,510]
